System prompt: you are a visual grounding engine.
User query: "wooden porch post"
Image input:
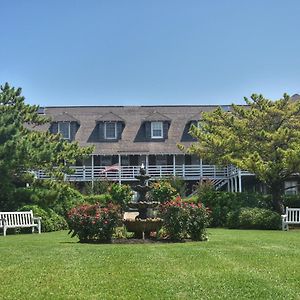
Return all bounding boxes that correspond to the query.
[118,154,121,185]
[200,158,203,179]
[234,176,238,192]
[91,154,94,190]
[173,154,176,176]
[238,169,242,193]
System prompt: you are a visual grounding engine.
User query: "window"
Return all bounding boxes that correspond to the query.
[58,122,70,140]
[151,121,163,139]
[104,122,117,139]
[284,181,298,195]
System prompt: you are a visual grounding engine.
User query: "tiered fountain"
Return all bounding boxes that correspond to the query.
[123,164,163,239]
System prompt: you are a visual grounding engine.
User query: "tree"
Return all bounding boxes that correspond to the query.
[0,83,93,210]
[179,94,300,213]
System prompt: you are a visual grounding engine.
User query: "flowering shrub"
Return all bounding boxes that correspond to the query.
[150,181,178,203]
[160,197,210,241]
[186,203,210,241]
[67,203,121,242]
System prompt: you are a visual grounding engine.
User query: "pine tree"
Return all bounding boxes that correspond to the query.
[180,94,300,213]
[0,83,93,210]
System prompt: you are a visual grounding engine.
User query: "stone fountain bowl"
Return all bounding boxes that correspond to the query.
[123,218,163,233]
[127,201,160,209]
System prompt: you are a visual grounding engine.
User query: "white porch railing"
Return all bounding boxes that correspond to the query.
[35,164,230,182]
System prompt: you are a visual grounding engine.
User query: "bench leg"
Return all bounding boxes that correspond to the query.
[3,226,7,237]
[32,226,35,233]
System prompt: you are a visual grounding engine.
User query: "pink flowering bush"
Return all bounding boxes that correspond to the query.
[67,203,121,242]
[160,197,210,241]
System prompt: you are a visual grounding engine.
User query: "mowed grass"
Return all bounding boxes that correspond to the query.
[0,229,300,300]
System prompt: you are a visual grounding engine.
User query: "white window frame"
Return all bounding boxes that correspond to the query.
[151,121,163,139]
[284,181,298,195]
[104,122,117,139]
[58,122,70,140]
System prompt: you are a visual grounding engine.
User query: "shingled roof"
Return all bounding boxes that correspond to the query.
[51,112,80,123]
[96,112,125,122]
[42,105,223,155]
[143,111,171,122]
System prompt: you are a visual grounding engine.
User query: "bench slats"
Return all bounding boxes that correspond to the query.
[0,211,41,236]
[282,207,300,230]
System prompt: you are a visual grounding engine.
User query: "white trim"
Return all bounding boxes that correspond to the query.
[58,122,71,140]
[104,122,117,139]
[151,121,163,139]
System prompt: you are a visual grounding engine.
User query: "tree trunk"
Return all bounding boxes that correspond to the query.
[270,183,284,214]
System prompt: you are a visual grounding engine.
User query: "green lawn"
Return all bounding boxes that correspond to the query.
[0,229,299,300]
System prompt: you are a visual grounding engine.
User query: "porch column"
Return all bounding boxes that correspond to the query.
[234,176,238,192]
[173,154,176,176]
[230,177,234,192]
[145,155,149,172]
[91,155,94,190]
[118,154,121,185]
[238,169,242,193]
[200,158,203,179]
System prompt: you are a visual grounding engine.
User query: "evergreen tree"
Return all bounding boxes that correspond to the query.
[180,94,300,213]
[0,83,93,210]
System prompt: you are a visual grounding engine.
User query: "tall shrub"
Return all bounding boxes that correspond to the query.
[67,203,121,242]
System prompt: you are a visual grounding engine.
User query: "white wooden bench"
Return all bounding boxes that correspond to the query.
[281,207,300,230]
[0,211,41,236]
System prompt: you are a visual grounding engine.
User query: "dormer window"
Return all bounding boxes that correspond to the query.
[151,121,163,139]
[104,122,117,139]
[58,122,70,140]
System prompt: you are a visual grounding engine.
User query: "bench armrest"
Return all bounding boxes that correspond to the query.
[33,217,42,221]
[281,214,287,219]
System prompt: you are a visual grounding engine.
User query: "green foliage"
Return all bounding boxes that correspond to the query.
[150,181,178,203]
[283,195,300,208]
[186,184,272,227]
[67,203,121,242]
[81,179,112,195]
[185,203,210,241]
[227,208,281,230]
[181,94,300,213]
[162,176,187,197]
[0,83,93,211]
[159,197,209,240]
[83,194,112,205]
[109,183,133,209]
[19,204,68,232]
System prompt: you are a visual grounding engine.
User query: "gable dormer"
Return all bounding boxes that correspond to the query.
[50,112,80,141]
[96,112,125,141]
[143,111,171,141]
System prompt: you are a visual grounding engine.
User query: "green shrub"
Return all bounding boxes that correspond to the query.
[227,208,281,230]
[159,197,210,241]
[83,194,112,205]
[51,185,85,216]
[185,203,210,241]
[150,181,178,203]
[283,195,300,208]
[109,184,133,209]
[193,182,273,227]
[159,198,187,240]
[19,205,68,232]
[81,179,112,195]
[67,203,121,242]
[162,176,187,197]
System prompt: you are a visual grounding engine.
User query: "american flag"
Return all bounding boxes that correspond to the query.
[100,164,121,173]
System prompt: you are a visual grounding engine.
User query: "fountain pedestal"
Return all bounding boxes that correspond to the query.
[123,165,162,239]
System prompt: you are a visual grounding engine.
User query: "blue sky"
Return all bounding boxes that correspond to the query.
[0,0,300,106]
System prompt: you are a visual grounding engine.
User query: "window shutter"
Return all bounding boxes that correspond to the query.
[50,123,58,134]
[145,122,151,140]
[70,122,78,141]
[117,122,123,140]
[98,122,105,140]
[163,122,169,139]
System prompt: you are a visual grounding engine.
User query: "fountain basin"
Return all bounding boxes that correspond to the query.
[123,218,163,238]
